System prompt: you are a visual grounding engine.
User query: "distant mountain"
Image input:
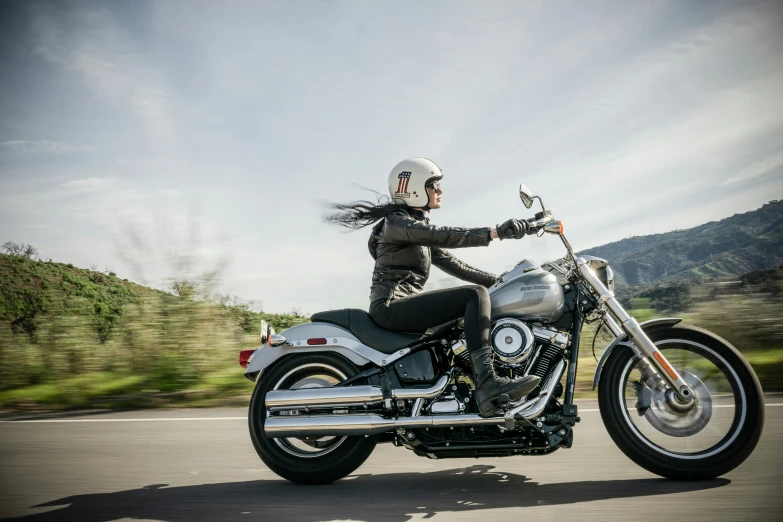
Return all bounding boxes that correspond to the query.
[578,200,783,287]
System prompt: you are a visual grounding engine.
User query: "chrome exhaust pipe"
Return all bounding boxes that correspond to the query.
[265,362,567,437]
[266,385,383,410]
[265,374,451,411]
[509,359,566,420]
[264,413,503,438]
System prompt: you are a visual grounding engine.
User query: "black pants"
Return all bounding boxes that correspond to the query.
[369,285,491,352]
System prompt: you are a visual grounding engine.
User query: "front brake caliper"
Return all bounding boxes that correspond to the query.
[632,381,652,417]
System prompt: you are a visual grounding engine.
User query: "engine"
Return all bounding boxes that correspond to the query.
[452,318,569,383]
[453,319,569,383]
[491,319,535,364]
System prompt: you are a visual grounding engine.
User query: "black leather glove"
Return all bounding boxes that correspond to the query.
[496,219,528,240]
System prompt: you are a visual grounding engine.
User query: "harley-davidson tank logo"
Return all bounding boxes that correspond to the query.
[519,285,551,291]
[395,171,411,198]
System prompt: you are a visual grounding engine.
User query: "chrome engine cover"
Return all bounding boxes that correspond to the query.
[490,319,535,364]
[428,398,464,414]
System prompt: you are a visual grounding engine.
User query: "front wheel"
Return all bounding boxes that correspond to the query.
[598,324,764,480]
[249,353,378,484]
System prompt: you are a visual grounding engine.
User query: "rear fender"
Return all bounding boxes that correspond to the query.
[244,322,389,382]
[591,318,682,390]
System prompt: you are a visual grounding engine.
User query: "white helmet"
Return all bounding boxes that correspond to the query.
[387,157,444,208]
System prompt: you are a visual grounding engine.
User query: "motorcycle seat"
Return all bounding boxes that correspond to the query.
[310,309,456,354]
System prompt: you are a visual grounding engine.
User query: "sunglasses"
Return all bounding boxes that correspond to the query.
[427,181,442,192]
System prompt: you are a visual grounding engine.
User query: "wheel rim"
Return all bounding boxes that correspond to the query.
[266,363,349,458]
[618,339,747,459]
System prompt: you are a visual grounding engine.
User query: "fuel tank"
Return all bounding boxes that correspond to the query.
[488,258,565,323]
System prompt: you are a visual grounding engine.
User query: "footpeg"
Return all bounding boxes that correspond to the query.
[495,394,510,409]
[496,394,514,429]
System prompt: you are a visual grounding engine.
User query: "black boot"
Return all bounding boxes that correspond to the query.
[469,347,540,417]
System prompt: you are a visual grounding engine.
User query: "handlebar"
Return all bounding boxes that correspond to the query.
[520,205,575,261]
[525,213,555,234]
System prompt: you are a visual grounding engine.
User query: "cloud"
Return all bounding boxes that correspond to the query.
[59,177,117,192]
[27,2,175,148]
[23,223,53,229]
[722,148,783,185]
[1,140,78,154]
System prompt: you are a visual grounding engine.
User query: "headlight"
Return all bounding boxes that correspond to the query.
[582,256,614,294]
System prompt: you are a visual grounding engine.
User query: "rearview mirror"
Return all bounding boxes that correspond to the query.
[519,184,535,208]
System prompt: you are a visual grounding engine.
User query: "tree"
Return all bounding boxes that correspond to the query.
[171,280,197,299]
[2,242,38,259]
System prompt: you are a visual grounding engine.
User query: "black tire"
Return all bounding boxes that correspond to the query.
[598,324,764,480]
[249,353,378,484]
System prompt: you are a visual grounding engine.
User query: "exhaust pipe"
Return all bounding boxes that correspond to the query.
[507,359,566,420]
[264,363,567,438]
[264,413,503,438]
[266,374,451,411]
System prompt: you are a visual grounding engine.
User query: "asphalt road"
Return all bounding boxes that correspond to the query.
[1,399,781,522]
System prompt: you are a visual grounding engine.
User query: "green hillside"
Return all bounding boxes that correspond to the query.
[0,252,162,343]
[579,200,783,286]
[0,252,307,410]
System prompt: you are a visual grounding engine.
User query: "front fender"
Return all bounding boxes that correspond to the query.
[591,317,682,390]
[244,322,387,382]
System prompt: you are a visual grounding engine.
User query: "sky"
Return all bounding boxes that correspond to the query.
[1,0,782,314]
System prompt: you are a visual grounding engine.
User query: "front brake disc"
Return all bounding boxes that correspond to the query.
[642,371,712,437]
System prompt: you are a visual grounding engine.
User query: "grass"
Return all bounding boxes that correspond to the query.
[743,347,783,366]
[0,368,254,412]
[0,372,146,409]
[0,383,62,404]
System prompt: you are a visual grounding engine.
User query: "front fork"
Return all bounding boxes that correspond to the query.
[577,259,694,403]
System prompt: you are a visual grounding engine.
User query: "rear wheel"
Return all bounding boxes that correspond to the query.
[598,324,764,480]
[249,353,378,484]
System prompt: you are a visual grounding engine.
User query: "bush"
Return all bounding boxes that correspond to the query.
[688,276,783,352]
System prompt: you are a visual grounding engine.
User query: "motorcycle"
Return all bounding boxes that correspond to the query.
[240,185,764,484]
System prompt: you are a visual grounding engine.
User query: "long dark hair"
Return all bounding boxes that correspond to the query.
[324,191,408,230]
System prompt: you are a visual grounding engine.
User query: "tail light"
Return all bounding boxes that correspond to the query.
[239,349,256,368]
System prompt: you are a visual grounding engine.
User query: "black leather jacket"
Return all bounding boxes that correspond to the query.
[368,208,498,306]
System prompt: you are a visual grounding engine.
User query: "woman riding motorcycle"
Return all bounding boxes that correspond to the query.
[327,157,539,417]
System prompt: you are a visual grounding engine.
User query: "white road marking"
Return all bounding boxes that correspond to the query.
[0,416,247,424]
[1,404,781,423]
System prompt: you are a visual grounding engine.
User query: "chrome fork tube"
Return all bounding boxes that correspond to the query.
[604,315,623,337]
[576,258,693,400]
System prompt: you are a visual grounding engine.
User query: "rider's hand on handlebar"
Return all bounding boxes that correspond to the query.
[496,219,528,240]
